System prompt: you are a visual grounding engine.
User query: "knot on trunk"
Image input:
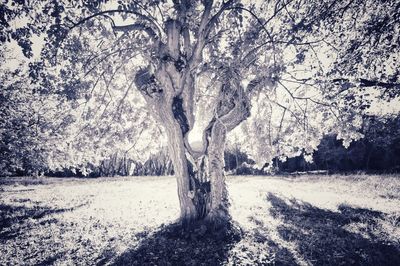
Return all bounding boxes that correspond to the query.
[134,68,163,97]
[174,56,187,72]
[159,52,187,72]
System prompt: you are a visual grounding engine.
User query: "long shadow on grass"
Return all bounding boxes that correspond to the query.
[0,202,87,241]
[267,193,400,265]
[108,222,243,266]
[107,221,298,265]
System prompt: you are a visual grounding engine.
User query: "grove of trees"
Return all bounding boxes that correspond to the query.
[264,115,400,173]
[1,0,399,227]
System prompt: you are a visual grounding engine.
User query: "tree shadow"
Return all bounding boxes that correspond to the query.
[266,193,400,265]
[108,222,243,266]
[0,201,87,241]
[107,220,299,265]
[229,216,298,265]
[36,252,66,266]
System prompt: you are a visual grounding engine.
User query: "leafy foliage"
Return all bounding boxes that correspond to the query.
[272,115,400,173]
[0,0,399,176]
[0,66,66,175]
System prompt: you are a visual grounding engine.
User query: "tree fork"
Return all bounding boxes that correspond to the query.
[133,47,251,228]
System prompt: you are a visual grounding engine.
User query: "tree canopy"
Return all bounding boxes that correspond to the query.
[1,0,399,223]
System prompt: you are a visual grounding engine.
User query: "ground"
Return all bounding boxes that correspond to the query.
[0,174,399,265]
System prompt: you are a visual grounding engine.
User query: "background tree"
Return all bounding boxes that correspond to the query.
[0,58,74,176]
[263,115,400,174]
[1,0,399,227]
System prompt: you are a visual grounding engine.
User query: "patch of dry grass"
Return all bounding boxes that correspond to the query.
[0,174,399,265]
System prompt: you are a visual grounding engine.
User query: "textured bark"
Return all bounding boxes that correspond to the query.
[206,121,230,225]
[135,73,250,226]
[181,82,251,227]
[159,104,198,223]
[131,2,250,227]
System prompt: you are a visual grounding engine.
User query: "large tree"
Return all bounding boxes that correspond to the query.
[1,0,399,227]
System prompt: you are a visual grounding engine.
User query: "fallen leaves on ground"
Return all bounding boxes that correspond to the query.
[0,175,399,265]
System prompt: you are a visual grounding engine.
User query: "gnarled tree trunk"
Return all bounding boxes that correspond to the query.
[174,81,250,227]
[132,9,251,227]
[161,105,198,223]
[135,70,250,226]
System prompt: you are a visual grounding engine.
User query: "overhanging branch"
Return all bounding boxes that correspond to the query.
[68,9,162,39]
[332,78,400,90]
[113,23,158,41]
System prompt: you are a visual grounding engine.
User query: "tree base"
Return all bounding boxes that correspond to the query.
[177,208,242,242]
[204,208,231,230]
[175,216,243,243]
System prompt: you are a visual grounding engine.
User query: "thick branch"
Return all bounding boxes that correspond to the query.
[188,1,213,69]
[189,0,235,69]
[69,9,162,39]
[113,23,159,41]
[332,78,400,90]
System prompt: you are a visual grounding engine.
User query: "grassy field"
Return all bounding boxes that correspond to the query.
[0,174,399,265]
